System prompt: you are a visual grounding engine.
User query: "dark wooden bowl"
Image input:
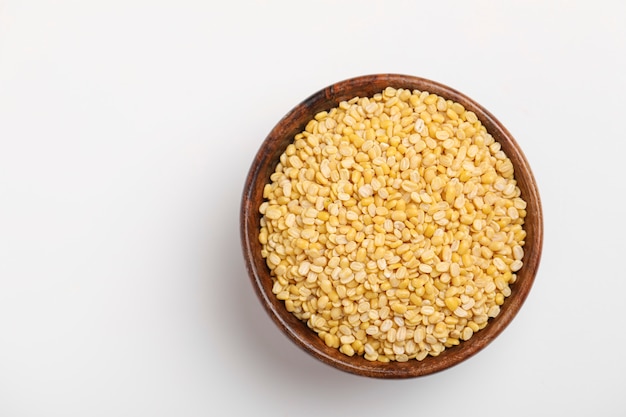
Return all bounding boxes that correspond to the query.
[240,74,543,378]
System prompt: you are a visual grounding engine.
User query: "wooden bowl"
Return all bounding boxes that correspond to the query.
[240,74,543,378]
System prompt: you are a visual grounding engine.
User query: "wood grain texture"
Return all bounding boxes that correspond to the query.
[240,74,543,379]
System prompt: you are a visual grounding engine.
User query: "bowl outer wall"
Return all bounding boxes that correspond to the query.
[240,74,543,378]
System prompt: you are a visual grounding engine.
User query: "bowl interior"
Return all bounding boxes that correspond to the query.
[240,74,543,378]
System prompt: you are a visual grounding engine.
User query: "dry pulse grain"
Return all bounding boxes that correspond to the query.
[259,87,527,362]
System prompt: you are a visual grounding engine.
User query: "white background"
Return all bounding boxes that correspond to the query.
[1,1,625,416]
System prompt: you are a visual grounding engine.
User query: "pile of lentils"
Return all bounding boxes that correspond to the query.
[259,87,527,362]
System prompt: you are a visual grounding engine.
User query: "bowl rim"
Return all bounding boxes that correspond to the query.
[240,73,543,378]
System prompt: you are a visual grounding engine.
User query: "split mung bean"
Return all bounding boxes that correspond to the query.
[259,87,527,362]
